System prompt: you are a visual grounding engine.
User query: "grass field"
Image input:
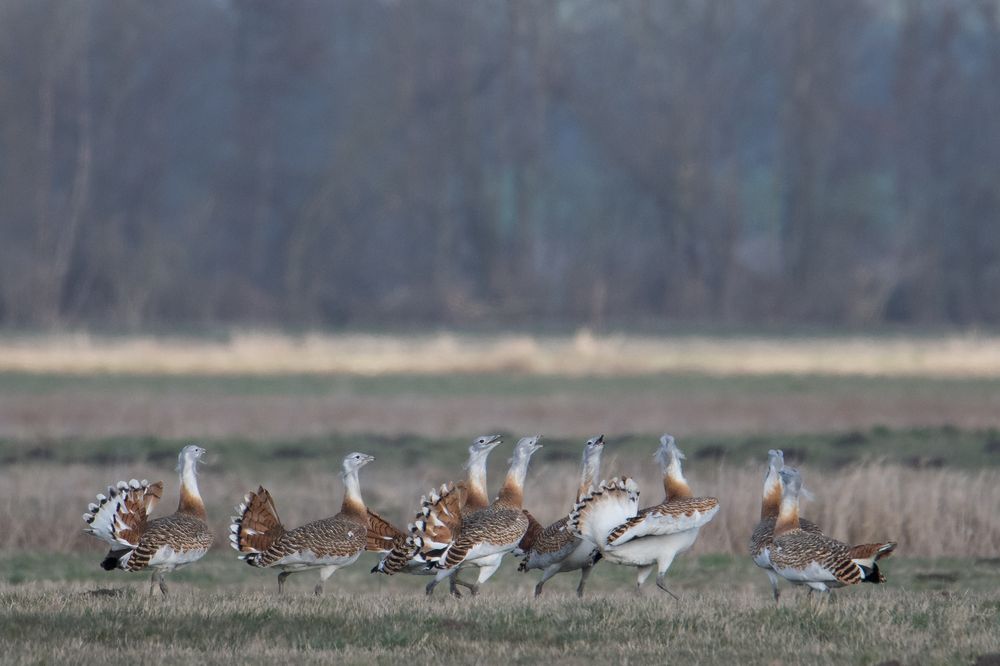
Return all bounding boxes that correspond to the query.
[2,553,999,665]
[3,333,1000,663]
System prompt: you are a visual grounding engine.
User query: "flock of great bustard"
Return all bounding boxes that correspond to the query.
[82,436,896,598]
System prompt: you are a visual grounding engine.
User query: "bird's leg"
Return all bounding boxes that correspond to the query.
[576,565,594,599]
[635,564,654,595]
[447,576,462,598]
[452,576,476,596]
[655,574,679,600]
[277,572,291,594]
[426,568,451,596]
[316,565,338,596]
[157,572,168,597]
[535,564,560,599]
[766,571,781,604]
[149,572,157,596]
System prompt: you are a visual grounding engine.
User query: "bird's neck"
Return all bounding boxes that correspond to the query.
[177,460,207,521]
[774,493,800,536]
[466,457,490,510]
[663,465,692,501]
[761,472,782,520]
[341,469,367,519]
[497,456,528,508]
[576,454,602,503]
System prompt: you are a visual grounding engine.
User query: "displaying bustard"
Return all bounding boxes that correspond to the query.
[82,444,214,596]
[417,436,543,595]
[569,435,719,596]
[518,434,605,597]
[230,452,374,595]
[372,434,503,595]
[749,449,823,602]
[769,467,896,594]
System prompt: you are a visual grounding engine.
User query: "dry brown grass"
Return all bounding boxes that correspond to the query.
[5,330,1000,377]
[4,460,997,558]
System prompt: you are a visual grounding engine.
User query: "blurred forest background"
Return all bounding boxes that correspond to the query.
[1,0,999,331]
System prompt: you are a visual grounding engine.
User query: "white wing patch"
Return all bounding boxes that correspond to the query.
[608,503,719,547]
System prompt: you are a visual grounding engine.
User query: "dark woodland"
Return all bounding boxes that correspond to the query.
[1,0,999,330]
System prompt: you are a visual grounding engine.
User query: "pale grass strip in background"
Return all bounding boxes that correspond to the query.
[5,462,997,558]
[3,331,1000,376]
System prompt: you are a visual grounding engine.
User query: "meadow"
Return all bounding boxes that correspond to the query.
[2,333,1000,664]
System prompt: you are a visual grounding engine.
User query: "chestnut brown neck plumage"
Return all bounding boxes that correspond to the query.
[466,453,491,510]
[761,474,782,520]
[177,460,207,521]
[664,471,692,501]
[773,489,800,536]
[496,452,530,508]
[340,468,368,520]
[496,477,524,508]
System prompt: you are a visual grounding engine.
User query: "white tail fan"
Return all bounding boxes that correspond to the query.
[82,479,152,549]
[568,477,639,546]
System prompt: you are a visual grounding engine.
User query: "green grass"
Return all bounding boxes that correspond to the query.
[2,425,999,471]
[1,553,998,664]
[5,552,999,595]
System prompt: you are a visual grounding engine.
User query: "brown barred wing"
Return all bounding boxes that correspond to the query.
[125,513,214,571]
[442,506,528,569]
[366,509,407,553]
[256,515,367,567]
[770,530,865,586]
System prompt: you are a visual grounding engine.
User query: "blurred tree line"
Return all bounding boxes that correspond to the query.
[1,0,998,330]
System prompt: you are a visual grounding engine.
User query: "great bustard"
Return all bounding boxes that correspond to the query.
[418,436,543,595]
[569,435,719,596]
[769,467,896,593]
[749,449,822,602]
[82,444,214,596]
[230,452,374,595]
[372,434,503,595]
[518,434,605,597]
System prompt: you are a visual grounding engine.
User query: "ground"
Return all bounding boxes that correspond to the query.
[2,333,1000,664]
[2,553,999,665]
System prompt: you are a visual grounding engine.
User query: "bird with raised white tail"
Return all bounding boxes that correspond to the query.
[569,435,719,597]
[769,467,896,594]
[417,436,543,596]
[518,434,606,597]
[82,444,214,596]
[230,452,374,595]
[749,449,823,602]
[371,434,504,595]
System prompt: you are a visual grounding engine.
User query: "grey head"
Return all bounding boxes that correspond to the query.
[778,466,802,495]
[342,451,375,475]
[177,444,207,472]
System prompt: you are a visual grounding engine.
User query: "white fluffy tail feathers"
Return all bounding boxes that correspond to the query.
[393,482,467,571]
[83,478,163,549]
[568,477,639,547]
